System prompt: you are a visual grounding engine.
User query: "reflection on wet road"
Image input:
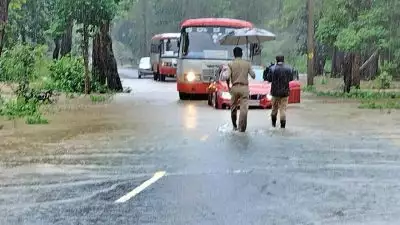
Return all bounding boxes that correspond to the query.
[1,68,400,225]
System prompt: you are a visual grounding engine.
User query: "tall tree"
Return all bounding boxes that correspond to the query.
[92,0,123,92]
[0,0,11,55]
[306,0,314,85]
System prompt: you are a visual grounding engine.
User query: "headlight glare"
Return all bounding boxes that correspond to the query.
[186,72,195,82]
[221,92,231,99]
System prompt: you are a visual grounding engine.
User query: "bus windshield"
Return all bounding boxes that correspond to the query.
[162,39,179,57]
[181,26,248,60]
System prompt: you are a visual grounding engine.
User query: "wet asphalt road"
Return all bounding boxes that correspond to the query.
[1,68,400,225]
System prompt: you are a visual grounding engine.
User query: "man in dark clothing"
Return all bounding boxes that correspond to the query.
[263,62,275,81]
[265,55,294,128]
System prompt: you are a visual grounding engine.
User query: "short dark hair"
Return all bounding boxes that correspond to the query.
[276,55,284,63]
[233,47,243,58]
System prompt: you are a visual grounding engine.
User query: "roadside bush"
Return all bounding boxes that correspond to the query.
[90,94,113,103]
[0,98,38,119]
[375,71,392,89]
[25,113,49,124]
[48,55,85,93]
[0,97,49,124]
[0,44,47,99]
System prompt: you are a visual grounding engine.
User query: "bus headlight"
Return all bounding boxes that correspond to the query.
[267,94,272,100]
[221,92,231,99]
[162,62,172,66]
[186,72,195,82]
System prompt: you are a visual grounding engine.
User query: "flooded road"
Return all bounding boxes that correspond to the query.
[1,68,400,225]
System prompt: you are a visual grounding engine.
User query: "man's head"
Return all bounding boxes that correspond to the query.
[276,55,284,64]
[233,47,243,58]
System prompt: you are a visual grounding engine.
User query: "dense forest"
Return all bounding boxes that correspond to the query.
[0,0,399,99]
[113,0,400,90]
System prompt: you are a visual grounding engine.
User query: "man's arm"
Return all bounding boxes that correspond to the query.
[226,64,232,90]
[263,67,269,81]
[248,63,256,79]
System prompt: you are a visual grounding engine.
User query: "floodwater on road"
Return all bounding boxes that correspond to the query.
[0,69,400,225]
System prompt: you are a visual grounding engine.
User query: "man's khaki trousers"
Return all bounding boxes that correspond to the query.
[230,85,249,132]
[271,96,288,120]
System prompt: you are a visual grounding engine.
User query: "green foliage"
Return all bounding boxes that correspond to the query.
[303,85,400,109]
[316,0,400,77]
[0,44,46,82]
[25,113,49,124]
[0,44,48,100]
[359,100,400,109]
[0,98,38,119]
[90,94,112,103]
[320,76,328,85]
[0,97,49,124]
[91,81,109,94]
[48,55,85,93]
[302,85,316,92]
[375,71,392,89]
[305,86,399,100]
[57,0,117,28]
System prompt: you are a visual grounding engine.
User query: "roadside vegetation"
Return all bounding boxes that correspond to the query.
[302,64,400,110]
[0,0,125,126]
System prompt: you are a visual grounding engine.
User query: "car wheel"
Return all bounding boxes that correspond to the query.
[179,92,188,100]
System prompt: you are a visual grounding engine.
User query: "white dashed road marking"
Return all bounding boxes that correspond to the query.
[115,171,166,203]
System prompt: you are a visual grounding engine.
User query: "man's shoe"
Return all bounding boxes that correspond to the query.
[271,115,277,127]
[280,120,286,128]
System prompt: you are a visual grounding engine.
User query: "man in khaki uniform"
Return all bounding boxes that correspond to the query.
[226,47,255,132]
[265,55,294,128]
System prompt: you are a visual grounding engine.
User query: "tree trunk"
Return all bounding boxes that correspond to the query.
[60,19,73,57]
[351,53,361,88]
[360,50,379,80]
[306,0,314,85]
[53,38,61,60]
[313,49,325,76]
[140,0,148,57]
[92,22,123,92]
[82,23,90,94]
[331,50,345,78]
[369,55,379,79]
[92,33,102,85]
[0,0,11,56]
[331,47,337,77]
[343,53,353,93]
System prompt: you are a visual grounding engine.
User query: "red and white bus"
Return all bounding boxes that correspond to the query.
[177,18,261,100]
[150,33,180,81]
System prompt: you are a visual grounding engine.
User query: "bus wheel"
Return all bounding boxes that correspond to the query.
[160,75,166,82]
[153,72,158,81]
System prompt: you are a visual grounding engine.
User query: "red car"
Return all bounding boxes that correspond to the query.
[207,65,301,109]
